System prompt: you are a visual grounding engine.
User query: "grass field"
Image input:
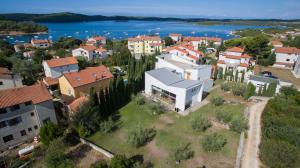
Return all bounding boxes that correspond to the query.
[88,89,245,168]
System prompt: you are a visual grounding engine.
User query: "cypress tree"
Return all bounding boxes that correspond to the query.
[230,70,234,81]
[213,68,218,80]
[241,71,245,83]
[257,86,262,96]
[266,82,277,97]
[262,84,267,96]
[218,68,223,80]
[244,82,256,100]
[224,67,228,80]
[235,70,239,82]
[99,88,108,119]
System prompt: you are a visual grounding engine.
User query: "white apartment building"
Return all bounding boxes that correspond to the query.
[42,57,79,79]
[0,68,23,91]
[128,35,163,57]
[155,54,213,92]
[183,36,222,48]
[145,68,203,112]
[292,56,300,78]
[0,84,57,151]
[86,36,106,47]
[165,44,204,64]
[169,33,182,43]
[72,45,98,61]
[274,47,300,68]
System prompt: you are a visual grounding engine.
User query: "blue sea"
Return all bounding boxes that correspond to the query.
[1,21,270,44]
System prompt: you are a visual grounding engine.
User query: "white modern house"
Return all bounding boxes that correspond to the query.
[292,56,300,78]
[72,45,97,61]
[248,75,292,94]
[274,47,300,68]
[165,44,204,64]
[145,68,203,112]
[155,54,213,91]
[42,57,79,79]
[0,68,23,91]
[0,83,57,151]
[169,34,182,43]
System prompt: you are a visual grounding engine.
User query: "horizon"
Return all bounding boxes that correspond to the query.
[1,0,300,19]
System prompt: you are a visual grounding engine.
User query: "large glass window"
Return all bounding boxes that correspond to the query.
[3,134,13,143]
[8,116,22,126]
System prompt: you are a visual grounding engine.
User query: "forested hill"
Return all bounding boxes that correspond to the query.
[0,12,300,25]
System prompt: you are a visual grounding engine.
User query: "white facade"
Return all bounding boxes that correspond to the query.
[145,68,203,112]
[155,54,213,92]
[292,56,300,78]
[72,48,95,61]
[43,61,79,79]
[0,75,23,91]
[31,40,50,49]
[274,52,299,68]
[0,100,57,151]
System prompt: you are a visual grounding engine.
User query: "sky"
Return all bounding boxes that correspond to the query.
[0,0,300,19]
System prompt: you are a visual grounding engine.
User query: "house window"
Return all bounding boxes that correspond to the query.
[3,134,13,143]
[28,127,32,132]
[0,121,7,129]
[286,59,290,62]
[34,125,38,129]
[10,105,20,111]
[30,112,34,116]
[20,130,27,136]
[25,101,32,106]
[0,81,3,85]
[0,108,7,114]
[8,117,22,126]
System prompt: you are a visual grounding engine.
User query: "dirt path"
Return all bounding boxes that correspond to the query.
[242,97,269,168]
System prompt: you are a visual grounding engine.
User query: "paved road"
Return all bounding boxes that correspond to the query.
[242,97,269,168]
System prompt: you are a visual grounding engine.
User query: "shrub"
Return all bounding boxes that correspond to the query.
[221,82,231,91]
[91,160,108,168]
[45,138,67,168]
[128,126,156,147]
[202,133,227,152]
[210,96,224,106]
[110,154,132,168]
[148,102,164,115]
[136,95,145,105]
[8,158,26,168]
[39,122,63,146]
[260,140,298,168]
[191,115,211,132]
[244,82,256,100]
[174,143,194,162]
[215,110,232,123]
[230,118,248,133]
[77,123,90,138]
[99,117,115,134]
[232,83,246,96]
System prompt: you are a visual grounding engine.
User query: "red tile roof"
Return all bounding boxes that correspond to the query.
[95,48,107,52]
[275,47,300,54]
[239,63,249,68]
[241,54,251,58]
[226,47,244,53]
[45,57,78,68]
[149,43,162,46]
[31,39,50,44]
[217,60,225,64]
[0,83,52,108]
[0,67,12,79]
[90,36,106,41]
[271,40,283,46]
[169,33,182,37]
[0,67,9,74]
[225,55,241,60]
[68,96,88,112]
[183,36,222,42]
[80,45,98,51]
[43,77,59,86]
[128,35,161,42]
[63,65,113,88]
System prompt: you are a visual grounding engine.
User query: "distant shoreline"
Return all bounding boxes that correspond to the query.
[0,31,48,36]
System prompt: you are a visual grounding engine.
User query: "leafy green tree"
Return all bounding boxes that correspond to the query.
[202,133,227,152]
[52,37,82,49]
[164,37,175,46]
[39,122,63,146]
[221,82,231,91]
[244,82,256,100]
[210,96,224,106]
[231,83,246,96]
[45,138,71,168]
[110,155,132,168]
[174,143,194,162]
[32,48,52,64]
[198,42,206,53]
[266,82,277,97]
[128,126,156,147]
[99,117,115,134]
[91,160,108,168]
[230,118,248,133]
[191,115,211,132]
[216,110,233,124]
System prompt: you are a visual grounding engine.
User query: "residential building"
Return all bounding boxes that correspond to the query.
[145,68,203,112]
[23,51,35,58]
[43,77,59,93]
[72,45,98,61]
[43,57,79,79]
[68,96,88,113]
[0,68,23,91]
[217,47,254,72]
[31,39,51,48]
[0,83,57,151]
[270,40,283,48]
[169,33,182,43]
[155,54,213,91]
[248,75,292,94]
[183,36,222,48]
[274,47,300,68]
[95,48,108,59]
[165,43,204,64]
[86,36,106,47]
[128,35,163,57]
[59,65,113,102]
[292,56,300,78]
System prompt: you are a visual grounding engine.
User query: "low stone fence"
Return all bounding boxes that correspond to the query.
[80,138,114,159]
[235,132,245,168]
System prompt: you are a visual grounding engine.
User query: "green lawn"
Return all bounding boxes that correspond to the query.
[88,94,245,168]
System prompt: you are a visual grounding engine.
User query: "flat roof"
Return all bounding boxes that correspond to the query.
[249,75,279,84]
[146,68,202,89]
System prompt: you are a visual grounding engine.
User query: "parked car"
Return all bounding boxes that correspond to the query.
[261,71,272,76]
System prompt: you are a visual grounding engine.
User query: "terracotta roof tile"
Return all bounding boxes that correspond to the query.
[90,36,106,41]
[68,96,88,112]
[271,40,283,46]
[0,83,52,108]
[239,63,249,68]
[128,35,161,42]
[45,57,78,68]
[80,45,98,51]
[63,65,113,88]
[217,60,225,64]
[169,33,182,37]
[43,77,59,86]
[226,47,244,53]
[275,47,300,54]
[31,39,50,44]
